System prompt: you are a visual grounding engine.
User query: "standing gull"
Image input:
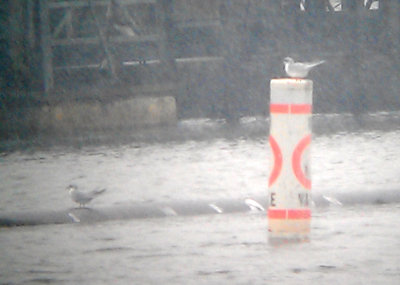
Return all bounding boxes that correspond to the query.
[66,185,106,207]
[283,57,325,78]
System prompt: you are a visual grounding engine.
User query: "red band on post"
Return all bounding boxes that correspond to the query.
[268,208,311,219]
[270,104,312,114]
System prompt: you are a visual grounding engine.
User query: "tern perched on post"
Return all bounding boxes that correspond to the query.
[66,185,106,207]
[283,57,325,78]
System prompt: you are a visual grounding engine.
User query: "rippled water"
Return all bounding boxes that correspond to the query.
[1,113,400,284]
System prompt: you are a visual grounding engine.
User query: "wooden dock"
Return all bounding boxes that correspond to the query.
[1,0,400,121]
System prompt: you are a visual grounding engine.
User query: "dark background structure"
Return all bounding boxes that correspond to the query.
[0,0,399,136]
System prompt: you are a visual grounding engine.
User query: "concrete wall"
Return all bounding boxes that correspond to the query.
[36,96,177,133]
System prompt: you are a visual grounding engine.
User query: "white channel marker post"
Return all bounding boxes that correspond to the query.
[268,79,312,241]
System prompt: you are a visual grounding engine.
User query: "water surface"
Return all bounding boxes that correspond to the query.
[1,113,400,284]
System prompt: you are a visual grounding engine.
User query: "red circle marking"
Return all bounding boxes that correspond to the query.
[292,134,311,189]
[269,136,282,187]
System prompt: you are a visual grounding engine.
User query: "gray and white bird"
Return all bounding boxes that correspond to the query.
[283,57,325,78]
[66,185,106,207]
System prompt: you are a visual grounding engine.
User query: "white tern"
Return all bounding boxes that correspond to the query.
[283,57,325,78]
[66,185,106,207]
